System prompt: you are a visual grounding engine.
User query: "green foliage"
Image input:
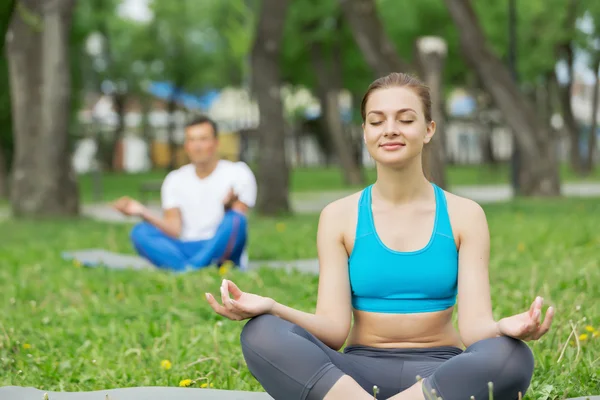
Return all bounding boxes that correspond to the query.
[0,197,599,396]
[147,0,254,91]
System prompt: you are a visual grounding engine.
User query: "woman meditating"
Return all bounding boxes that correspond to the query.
[205,72,554,400]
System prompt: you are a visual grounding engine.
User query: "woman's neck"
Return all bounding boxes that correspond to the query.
[373,157,431,205]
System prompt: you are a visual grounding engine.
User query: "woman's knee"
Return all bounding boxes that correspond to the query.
[472,336,535,398]
[240,314,287,351]
[240,315,292,371]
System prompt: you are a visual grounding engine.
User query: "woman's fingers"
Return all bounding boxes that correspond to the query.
[225,279,244,299]
[532,306,555,340]
[529,296,543,317]
[205,293,242,321]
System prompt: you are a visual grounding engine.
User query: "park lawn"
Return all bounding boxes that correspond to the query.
[0,197,599,398]
[76,163,600,203]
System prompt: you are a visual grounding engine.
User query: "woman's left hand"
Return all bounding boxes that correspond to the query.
[497,296,555,341]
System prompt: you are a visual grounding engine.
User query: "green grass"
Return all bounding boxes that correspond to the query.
[76,163,600,204]
[0,197,599,398]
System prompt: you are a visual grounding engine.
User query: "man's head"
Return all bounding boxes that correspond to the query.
[184,116,219,165]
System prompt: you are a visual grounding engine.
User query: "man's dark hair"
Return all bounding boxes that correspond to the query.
[185,115,219,138]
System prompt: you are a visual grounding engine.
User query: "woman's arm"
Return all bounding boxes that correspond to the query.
[455,199,501,347]
[455,198,554,347]
[207,200,354,351]
[268,201,353,350]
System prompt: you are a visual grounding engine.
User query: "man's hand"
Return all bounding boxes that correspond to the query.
[223,188,239,211]
[112,196,146,217]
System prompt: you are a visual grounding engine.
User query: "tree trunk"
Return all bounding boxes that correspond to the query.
[110,92,126,171]
[554,0,583,174]
[251,0,290,216]
[444,0,560,196]
[584,57,600,174]
[310,40,364,186]
[6,0,79,217]
[338,0,413,77]
[554,46,583,174]
[140,94,153,169]
[167,94,178,171]
[0,146,8,199]
[1,0,17,56]
[415,37,448,189]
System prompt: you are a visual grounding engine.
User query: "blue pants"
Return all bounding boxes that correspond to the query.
[130,210,248,272]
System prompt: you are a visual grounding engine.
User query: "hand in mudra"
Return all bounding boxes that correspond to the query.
[112,196,145,216]
[497,296,555,341]
[206,279,275,321]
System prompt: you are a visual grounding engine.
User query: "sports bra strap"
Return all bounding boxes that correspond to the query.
[432,184,454,239]
[355,185,374,238]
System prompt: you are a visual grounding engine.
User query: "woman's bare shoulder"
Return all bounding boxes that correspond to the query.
[320,190,364,218]
[442,189,488,237]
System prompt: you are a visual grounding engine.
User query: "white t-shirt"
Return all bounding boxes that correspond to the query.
[161,160,257,241]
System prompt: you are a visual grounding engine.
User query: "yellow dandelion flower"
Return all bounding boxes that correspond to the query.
[200,382,214,388]
[160,359,172,370]
[219,261,233,276]
[22,343,31,350]
[517,243,525,252]
[593,331,599,338]
[179,379,193,387]
[275,222,286,232]
[585,326,595,332]
[579,334,588,341]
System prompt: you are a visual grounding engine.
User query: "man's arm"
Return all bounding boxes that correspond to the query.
[140,207,182,238]
[229,162,257,215]
[113,196,183,238]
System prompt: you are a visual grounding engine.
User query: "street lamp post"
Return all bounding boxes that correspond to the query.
[508,0,521,196]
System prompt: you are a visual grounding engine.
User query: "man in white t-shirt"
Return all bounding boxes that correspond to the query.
[112,116,257,272]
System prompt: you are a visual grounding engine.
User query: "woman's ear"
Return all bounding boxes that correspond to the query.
[424,120,436,144]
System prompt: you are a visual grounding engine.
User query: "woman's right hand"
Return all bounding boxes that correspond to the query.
[205,279,275,321]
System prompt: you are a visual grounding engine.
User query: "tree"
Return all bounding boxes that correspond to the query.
[282,0,364,184]
[6,0,80,217]
[444,0,560,196]
[252,0,291,216]
[338,0,412,76]
[339,0,452,186]
[580,0,600,173]
[0,0,16,199]
[416,37,448,189]
[553,0,583,174]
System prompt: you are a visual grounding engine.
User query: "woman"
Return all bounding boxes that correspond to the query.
[206,72,554,400]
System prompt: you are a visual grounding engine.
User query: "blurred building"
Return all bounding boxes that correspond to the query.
[73,76,600,174]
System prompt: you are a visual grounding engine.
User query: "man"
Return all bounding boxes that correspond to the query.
[112,116,257,272]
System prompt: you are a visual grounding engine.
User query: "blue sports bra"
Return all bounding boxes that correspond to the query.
[348,183,458,314]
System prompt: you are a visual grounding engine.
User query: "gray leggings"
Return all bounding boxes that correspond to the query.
[240,314,535,400]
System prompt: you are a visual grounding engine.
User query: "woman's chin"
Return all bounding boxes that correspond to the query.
[373,153,412,168]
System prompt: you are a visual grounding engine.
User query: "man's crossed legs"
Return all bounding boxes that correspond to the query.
[131,210,248,272]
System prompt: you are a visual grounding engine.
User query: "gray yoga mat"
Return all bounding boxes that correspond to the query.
[0,386,273,400]
[1,386,597,400]
[61,249,320,274]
